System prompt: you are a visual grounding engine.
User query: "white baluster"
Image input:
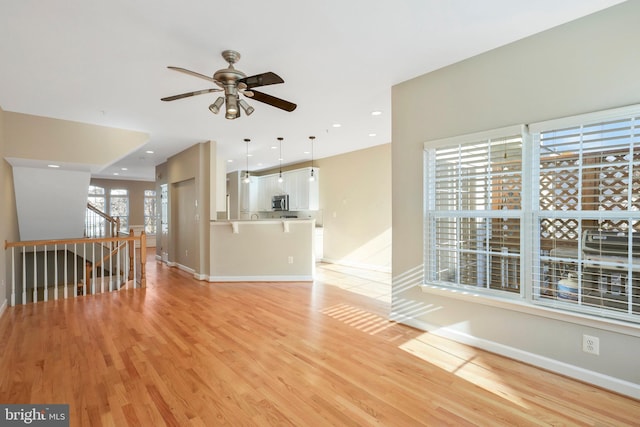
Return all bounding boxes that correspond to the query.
[116,240,121,290]
[44,245,48,302]
[73,243,77,297]
[10,247,15,306]
[54,244,58,301]
[33,246,37,303]
[22,248,26,304]
[100,242,104,294]
[82,243,87,296]
[132,240,137,289]
[109,241,113,292]
[92,242,96,295]
[22,246,27,304]
[64,244,68,299]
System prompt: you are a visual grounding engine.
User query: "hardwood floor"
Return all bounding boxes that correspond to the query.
[1,255,639,426]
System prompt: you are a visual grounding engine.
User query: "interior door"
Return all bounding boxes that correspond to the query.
[172,179,197,270]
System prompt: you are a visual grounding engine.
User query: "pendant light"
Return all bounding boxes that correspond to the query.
[309,136,316,182]
[277,137,284,183]
[243,138,251,183]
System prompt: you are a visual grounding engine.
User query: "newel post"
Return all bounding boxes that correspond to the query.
[140,231,146,287]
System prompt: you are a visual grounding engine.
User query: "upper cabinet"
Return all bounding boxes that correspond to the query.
[283,167,319,211]
[257,174,284,211]
[242,167,319,212]
[239,176,258,213]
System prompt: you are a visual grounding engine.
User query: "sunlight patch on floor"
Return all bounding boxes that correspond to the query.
[321,303,395,335]
[399,332,531,410]
[315,263,391,303]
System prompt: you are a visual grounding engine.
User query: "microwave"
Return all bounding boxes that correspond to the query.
[272,194,289,211]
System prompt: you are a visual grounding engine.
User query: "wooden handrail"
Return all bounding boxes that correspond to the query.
[86,203,120,236]
[5,235,139,249]
[93,241,128,270]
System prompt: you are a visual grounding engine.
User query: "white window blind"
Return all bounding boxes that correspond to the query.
[532,111,640,320]
[424,105,640,324]
[425,127,524,293]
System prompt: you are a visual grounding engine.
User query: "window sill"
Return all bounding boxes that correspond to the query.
[419,283,640,338]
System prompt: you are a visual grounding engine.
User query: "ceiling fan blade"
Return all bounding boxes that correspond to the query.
[167,66,217,83]
[238,72,284,89]
[247,90,297,112]
[161,88,222,102]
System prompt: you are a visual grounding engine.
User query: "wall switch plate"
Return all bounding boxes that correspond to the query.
[288,256,294,264]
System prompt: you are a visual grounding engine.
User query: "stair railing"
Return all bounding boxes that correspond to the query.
[85,203,120,238]
[4,231,146,306]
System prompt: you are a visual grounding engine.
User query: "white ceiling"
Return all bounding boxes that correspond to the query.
[0,0,626,181]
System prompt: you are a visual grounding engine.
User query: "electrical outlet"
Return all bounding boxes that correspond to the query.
[288,256,294,264]
[583,334,600,355]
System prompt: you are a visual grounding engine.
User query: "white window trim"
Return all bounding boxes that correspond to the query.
[423,124,529,297]
[422,105,640,329]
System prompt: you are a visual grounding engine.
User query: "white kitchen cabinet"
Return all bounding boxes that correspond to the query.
[240,176,258,213]
[283,167,319,210]
[257,174,284,211]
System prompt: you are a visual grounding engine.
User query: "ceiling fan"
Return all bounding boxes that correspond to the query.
[161,50,297,119]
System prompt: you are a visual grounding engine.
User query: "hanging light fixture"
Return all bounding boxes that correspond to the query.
[208,96,225,114]
[277,137,284,183]
[309,136,316,182]
[243,138,251,183]
[239,99,255,116]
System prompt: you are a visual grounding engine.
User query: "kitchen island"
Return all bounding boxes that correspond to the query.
[209,219,315,282]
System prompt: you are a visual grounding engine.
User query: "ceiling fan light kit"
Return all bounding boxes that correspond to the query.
[162,50,296,120]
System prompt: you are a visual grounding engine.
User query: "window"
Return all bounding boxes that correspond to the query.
[109,188,129,230]
[86,185,106,237]
[424,125,525,295]
[424,106,640,324]
[144,190,157,235]
[532,108,640,321]
[88,185,105,211]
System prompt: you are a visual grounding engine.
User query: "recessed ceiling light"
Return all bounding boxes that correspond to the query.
[332,123,341,128]
[145,150,154,154]
[270,146,278,150]
[227,159,234,163]
[47,164,60,168]
[303,151,310,155]
[248,154,253,157]
[369,133,377,137]
[371,111,382,116]
[113,172,119,176]
[121,167,128,171]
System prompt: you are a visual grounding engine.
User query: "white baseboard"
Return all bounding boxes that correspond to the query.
[391,312,640,400]
[208,275,313,282]
[0,299,6,317]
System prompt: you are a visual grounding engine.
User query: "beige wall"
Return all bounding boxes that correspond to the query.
[0,107,20,308]
[4,112,148,167]
[245,143,392,271]
[160,142,211,278]
[392,1,640,397]
[316,144,391,271]
[210,221,314,280]
[0,108,19,312]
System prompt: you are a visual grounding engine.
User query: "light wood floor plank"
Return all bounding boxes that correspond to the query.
[1,256,639,426]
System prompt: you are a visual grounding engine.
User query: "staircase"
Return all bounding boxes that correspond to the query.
[4,205,147,306]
